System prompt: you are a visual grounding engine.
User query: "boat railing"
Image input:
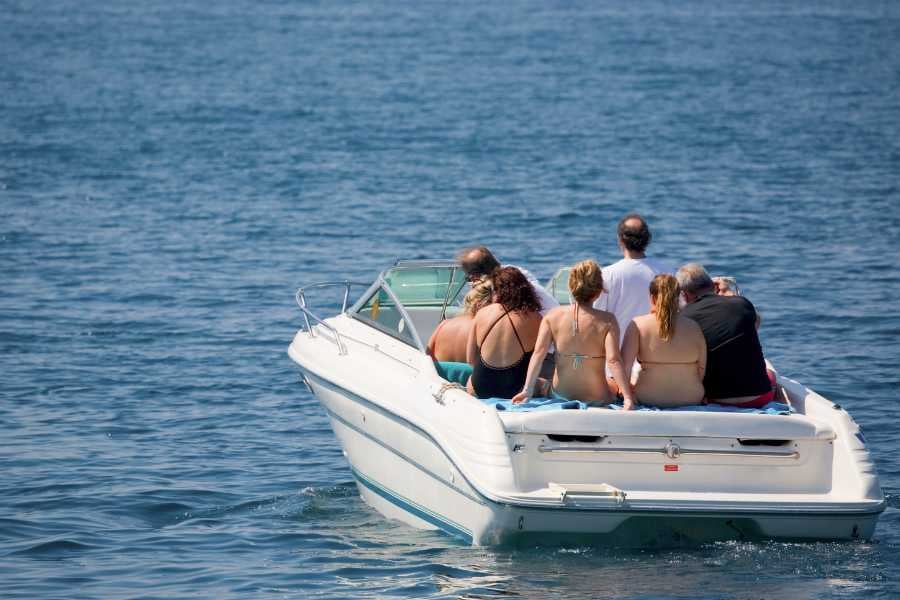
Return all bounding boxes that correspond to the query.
[295,281,371,355]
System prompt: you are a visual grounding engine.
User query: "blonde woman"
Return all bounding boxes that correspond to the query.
[621,274,706,407]
[513,260,635,408]
[427,279,493,363]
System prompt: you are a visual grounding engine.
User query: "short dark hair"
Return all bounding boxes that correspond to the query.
[457,246,501,279]
[618,213,651,253]
[492,267,542,313]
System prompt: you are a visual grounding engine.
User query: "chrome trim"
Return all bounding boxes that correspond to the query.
[438,266,462,323]
[377,280,426,352]
[295,281,370,356]
[538,444,800,459]
[392,259,458,269]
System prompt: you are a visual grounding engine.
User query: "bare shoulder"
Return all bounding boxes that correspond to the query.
[633,313,655,326]
[586,306,616,323]
[475,303,502,325]
[544,306,568,324]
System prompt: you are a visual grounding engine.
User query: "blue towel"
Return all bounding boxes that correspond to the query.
[604,401,793,415]
[481,396,792,415]
[485,397,589,411]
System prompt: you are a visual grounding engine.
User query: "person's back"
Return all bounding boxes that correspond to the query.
[681,294,769,402]
[427,280,492,364]
[513,260,636,409]
[676,263,771,405]
[473,303,541,367]
[625,313,706,407]
[599,257,672,342]
[427,314,473,363]
[594,214,672,344]
[544,304,616,403]
[467,268,542,399]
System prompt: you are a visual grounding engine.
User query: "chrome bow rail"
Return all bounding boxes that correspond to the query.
[295,281,370,356]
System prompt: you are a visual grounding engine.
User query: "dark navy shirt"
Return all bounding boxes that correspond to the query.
[681,294,770,400]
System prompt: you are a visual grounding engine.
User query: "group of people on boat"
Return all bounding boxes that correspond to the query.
[427,213,776,410]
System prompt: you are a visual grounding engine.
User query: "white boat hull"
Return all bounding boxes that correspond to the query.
[302,364,882,545]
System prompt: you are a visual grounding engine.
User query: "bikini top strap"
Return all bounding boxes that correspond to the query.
[572,303,579,336]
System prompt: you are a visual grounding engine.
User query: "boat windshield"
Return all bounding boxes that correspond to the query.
[351,261,468,350]
[382,263,467,309]
[547,267,573,305]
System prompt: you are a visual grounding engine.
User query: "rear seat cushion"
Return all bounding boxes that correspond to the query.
[435,361,472,387]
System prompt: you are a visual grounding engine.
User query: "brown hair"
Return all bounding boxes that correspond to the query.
[463,279,493,316]
[650,274,679,341]
[618,213,651,253]
[568,260,604,305]
[492,267,541,313]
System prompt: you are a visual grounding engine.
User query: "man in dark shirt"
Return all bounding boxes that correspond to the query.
[676,263,773,406]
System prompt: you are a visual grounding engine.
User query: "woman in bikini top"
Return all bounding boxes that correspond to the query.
[466,267,542,399]
[621,274,707,407]
[513,260,636,408]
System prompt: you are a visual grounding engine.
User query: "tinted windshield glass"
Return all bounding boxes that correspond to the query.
[547,267,572,305]
[382,265,466,307]
[355,286,417,346]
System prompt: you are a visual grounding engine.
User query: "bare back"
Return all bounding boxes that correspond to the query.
[545,304,617,403]
[427,315,473,363]
[627,314,706,407]
[473,304,542,367]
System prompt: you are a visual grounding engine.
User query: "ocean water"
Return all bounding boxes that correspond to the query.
[2,0,899,597]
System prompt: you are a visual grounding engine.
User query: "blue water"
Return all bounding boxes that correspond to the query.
[2,0,899,597]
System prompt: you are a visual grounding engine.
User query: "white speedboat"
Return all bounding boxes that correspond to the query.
[288,260,885,545]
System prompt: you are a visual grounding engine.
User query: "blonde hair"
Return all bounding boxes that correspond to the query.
[649,274,680,341]
[568,260,604,305]
[463,278,493,316]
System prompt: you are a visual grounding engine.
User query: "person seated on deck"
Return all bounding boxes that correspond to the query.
[511,260,636,409]
[621,274,707,407]
[713,275,762,329]
[427,279,493,364]
[676,263,775,408]
[466,267,543,400]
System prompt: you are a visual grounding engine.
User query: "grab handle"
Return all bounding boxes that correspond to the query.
[548,482,627,506]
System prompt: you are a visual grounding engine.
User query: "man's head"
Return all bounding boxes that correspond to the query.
[675,263,715,303]
[457,246,501,282]
[617,213,652,254]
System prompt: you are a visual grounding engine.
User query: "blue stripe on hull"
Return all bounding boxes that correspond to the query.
[350,466,474,544]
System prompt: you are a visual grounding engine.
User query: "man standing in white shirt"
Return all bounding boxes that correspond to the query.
[594,214,673,344]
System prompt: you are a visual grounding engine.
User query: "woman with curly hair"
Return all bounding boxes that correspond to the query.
[466,267,543,399]
[513,260,636,408]
[621,273,706,407]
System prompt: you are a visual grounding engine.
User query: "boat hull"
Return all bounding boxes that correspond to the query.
[304,368,881,546]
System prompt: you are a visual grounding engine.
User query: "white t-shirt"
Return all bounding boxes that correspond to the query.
[593,257,674,344]
[505,264,560,316]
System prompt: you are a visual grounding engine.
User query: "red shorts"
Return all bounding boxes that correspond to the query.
[711,370,777,409]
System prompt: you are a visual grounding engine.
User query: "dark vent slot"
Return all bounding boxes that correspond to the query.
[547,434,601,443]
[738,439,791,447]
